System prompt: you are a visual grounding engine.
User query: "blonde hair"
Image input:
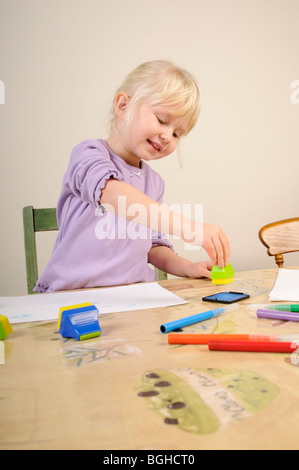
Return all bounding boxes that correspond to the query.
[109,60,201,135]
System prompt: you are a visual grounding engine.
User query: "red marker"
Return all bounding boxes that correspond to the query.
[208,339,299,353]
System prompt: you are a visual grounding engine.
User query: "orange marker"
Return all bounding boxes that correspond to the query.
[168,333,275,345]
[168,333,299,345]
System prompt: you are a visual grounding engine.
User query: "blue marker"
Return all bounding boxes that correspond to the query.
[160,305,238,334]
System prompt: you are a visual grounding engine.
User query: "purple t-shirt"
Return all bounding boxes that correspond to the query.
[34,139,173,292]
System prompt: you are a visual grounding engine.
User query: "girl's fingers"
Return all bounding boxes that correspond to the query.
[202,224,231,268]
[212,235,225,268]
[220,232,231,266]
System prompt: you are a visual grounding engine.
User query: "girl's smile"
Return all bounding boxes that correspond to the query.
[146,139,163,153]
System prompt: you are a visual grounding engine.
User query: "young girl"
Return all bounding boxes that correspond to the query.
[34,60,231,293]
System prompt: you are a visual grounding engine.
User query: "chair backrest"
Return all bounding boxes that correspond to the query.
[23,205,167,294]
[23,206,58,294]
[258,217,299,268]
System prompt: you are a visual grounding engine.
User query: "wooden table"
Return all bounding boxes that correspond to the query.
[1,267,299,450]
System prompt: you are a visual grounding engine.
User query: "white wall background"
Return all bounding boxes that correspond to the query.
[0,0,298,296]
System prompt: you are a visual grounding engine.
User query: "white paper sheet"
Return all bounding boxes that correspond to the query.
[269,269,299,301]
[0,282,187,324]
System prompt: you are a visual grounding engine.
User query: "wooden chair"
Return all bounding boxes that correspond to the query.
[258,217,299,268]
[23,205,167,295]
[23,206,58,294]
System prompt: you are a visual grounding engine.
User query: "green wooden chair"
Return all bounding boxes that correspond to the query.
[23,206,167,295]
[23,206,58,294]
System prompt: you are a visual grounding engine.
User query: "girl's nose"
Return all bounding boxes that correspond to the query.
[160,129,171,143]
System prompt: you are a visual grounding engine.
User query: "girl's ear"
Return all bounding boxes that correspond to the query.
[115,92,130,119]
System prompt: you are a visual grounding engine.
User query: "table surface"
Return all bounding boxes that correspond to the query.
[1,267,299,450]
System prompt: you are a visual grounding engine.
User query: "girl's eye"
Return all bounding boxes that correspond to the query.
[157,116,165,125]
[173,132,178,138]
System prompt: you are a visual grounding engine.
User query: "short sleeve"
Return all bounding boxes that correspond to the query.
[65,140,123,207]
[151,233,174,251]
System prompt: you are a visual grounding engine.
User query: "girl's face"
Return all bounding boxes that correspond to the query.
[114,97,188,167]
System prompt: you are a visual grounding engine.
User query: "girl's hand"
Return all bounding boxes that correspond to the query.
[202,223,231,268]
[185,260,214,279]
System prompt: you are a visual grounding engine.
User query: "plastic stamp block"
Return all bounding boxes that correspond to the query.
[0,314,13,340]
[211,262,234,285]
[58,303,101,341]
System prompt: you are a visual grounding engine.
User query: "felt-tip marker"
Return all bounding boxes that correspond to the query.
[257,309,299,322]
[249,304,299,313]
[167,333,299,345]
[160,305,238,334]
[264,304,299,313]
[208,339,299,353]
